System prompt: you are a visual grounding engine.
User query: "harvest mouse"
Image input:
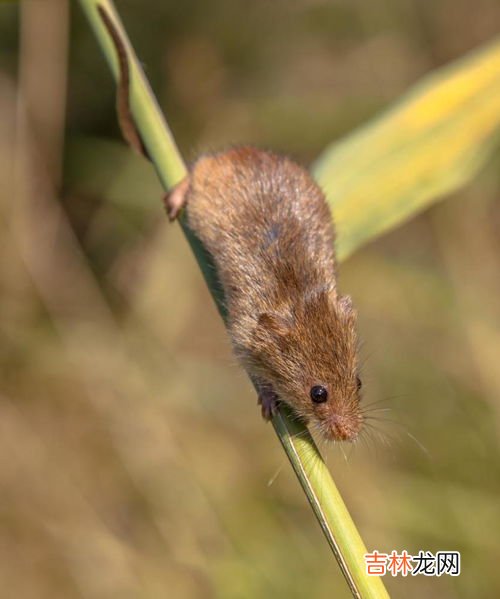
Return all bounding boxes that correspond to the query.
[98,6,364,442]
[167,148,363,441]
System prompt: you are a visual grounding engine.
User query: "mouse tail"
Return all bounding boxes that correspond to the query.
[97,5,148,158]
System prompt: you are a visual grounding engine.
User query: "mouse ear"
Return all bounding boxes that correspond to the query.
[257,312,292,337]
[338,295,355,318]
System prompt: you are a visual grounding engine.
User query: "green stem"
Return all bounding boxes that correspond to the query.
[78,1,389,597]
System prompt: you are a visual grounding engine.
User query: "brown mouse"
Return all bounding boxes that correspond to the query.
[98,6,363,442]
[167,148,363,442]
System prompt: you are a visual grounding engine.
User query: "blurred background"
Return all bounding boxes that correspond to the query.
[1,0,500,597]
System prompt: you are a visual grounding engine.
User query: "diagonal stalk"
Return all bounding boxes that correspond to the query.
[77,1,389,596]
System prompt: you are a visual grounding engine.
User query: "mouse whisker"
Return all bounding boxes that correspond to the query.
[361,420,395,447]
[361,416,431,459]
[288,428,311,443]
[267,462,285,487]
[339,443,348,463]
[361,406,393,416]
[365,393,410,408]
[404,431,431,459]
[358,425,380,454]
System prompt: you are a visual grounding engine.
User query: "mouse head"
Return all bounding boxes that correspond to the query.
[251,289,363,442]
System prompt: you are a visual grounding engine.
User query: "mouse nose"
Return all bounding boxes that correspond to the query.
[329,413,361,442]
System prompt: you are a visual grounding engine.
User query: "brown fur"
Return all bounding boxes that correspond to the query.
[182,146,363,442]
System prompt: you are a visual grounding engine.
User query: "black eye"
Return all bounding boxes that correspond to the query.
[310,385,328,403]
[356,376,362,391]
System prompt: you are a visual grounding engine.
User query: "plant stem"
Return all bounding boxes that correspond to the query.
[78,1,389,596]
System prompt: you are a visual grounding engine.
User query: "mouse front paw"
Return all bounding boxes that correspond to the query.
[257,384,279,421]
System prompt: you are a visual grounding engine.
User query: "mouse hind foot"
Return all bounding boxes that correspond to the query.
[163,176,190,221]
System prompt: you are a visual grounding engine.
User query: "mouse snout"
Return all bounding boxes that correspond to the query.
[324,411,362,442]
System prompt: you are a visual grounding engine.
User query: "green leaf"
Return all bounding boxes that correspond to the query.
[312,38,500,261]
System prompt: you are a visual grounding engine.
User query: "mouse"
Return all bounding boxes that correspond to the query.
[98,6,364,442]
[167,148,364,442]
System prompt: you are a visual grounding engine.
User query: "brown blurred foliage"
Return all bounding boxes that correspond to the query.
[1,0,499,597]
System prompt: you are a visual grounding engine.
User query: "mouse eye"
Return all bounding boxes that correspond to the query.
[310,385,328,403]
[356,376,362,391]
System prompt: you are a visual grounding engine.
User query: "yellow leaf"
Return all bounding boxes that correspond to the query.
[312,38,500,261]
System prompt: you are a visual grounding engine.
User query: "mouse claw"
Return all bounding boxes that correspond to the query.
[258,386,279,421]
[163,176,190,222]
